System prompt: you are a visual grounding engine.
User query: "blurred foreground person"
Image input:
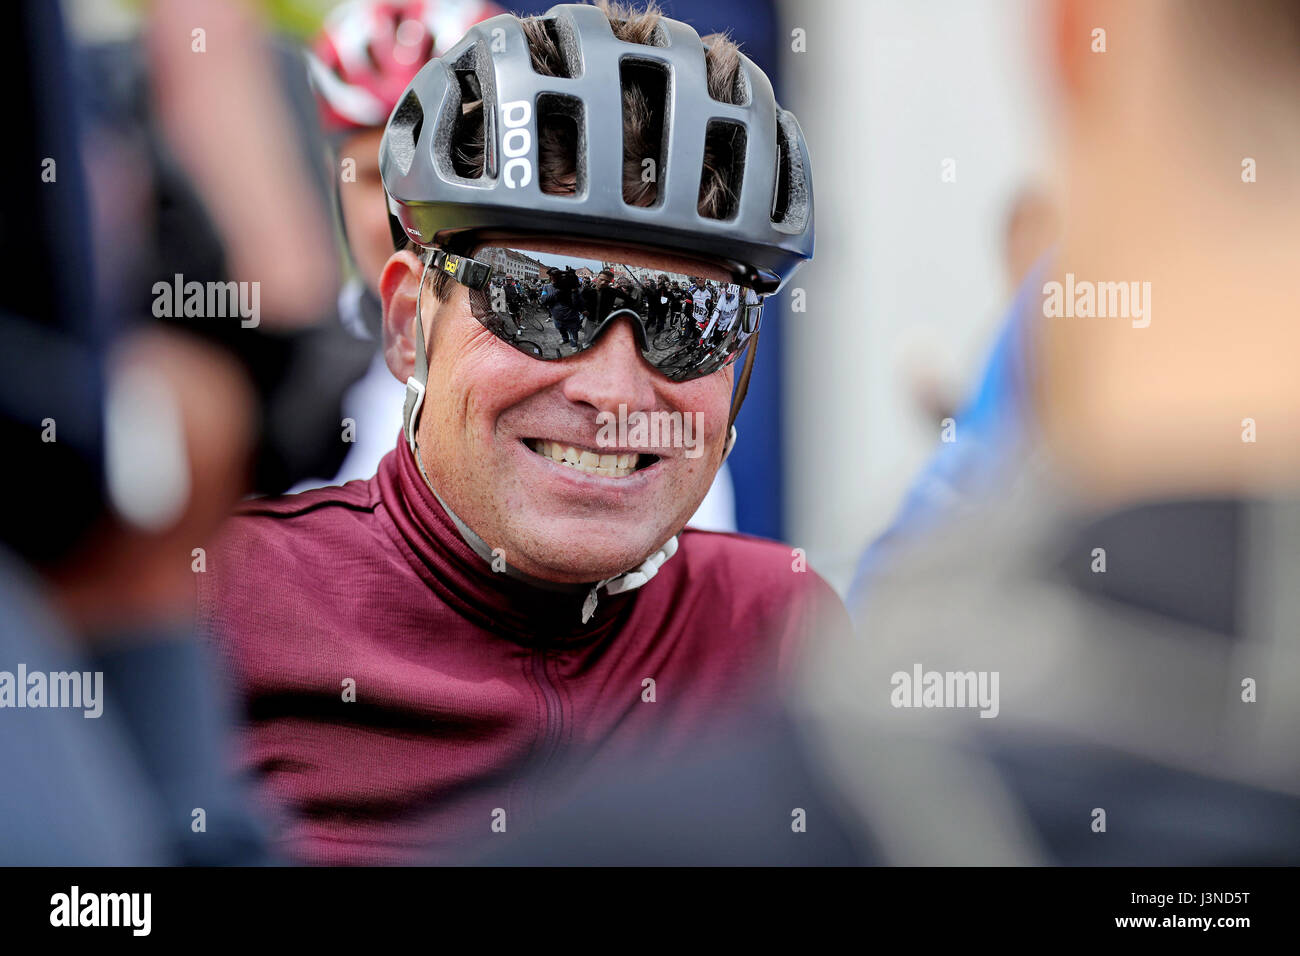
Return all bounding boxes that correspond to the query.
[2,0,375,864]
[801,0,1300,864]
[0,0,272,865]
[498,0,1300,865]
[198,1,848,865]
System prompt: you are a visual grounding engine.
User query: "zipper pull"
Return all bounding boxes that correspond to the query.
[581,586,599,624]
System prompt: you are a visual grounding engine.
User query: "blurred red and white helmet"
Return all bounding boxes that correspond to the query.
[307,0,502,134]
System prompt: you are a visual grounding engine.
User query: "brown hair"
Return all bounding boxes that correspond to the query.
[424,0,746,299]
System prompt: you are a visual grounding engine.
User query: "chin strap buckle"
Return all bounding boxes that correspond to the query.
[581,535,680,624]
[402,376,426,454]
[722,425,738,463]
[403,251,435,455]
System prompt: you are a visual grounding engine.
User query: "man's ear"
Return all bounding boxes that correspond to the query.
[380,249,429,384]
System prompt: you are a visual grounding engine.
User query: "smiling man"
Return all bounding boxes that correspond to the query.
[199,1,846,865]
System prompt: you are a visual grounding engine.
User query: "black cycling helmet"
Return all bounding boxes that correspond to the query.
[379,2,813,293]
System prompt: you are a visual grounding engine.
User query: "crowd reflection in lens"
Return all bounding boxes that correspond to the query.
[472,247,763,379]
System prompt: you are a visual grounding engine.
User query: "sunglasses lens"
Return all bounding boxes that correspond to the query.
[465,247,762,381]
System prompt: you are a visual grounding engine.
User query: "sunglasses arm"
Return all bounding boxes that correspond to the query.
[429,248,493,290]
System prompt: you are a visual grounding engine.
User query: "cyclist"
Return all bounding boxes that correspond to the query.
[199,0,844,865]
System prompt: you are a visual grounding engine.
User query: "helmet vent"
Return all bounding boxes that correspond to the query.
[450,67,486,179]
[526,17,580,79]
[537,93,585,197]
[609,17,669,48]
[771,110,791,224]
[698,119,746,221]
[619,58,670,208]
[388,90,423,177]
[771,110,809,229]
[703,44,750,106]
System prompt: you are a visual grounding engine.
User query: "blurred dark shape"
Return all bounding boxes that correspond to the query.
[0,0,106,567]
[480,710,869,866]
[1055,499,1241,638]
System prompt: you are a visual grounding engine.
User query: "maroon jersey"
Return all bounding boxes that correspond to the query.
[198,439,850,864]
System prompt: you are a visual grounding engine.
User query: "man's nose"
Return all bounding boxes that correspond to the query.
[561,318,656,415]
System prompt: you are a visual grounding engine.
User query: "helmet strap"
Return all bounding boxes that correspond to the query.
[722,327,760,464]
[401,250,434,454]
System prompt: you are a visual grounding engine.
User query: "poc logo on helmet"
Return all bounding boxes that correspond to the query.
[501,100,532,189]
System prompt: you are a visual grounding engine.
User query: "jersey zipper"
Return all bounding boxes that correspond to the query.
[530,648,565,775]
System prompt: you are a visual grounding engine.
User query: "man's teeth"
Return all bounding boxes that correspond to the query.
[529,439,640,477]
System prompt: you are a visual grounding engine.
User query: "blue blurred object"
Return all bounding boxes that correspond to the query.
[0,552,162,864]
[0,549,270,865]
[846,260,1046,619]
